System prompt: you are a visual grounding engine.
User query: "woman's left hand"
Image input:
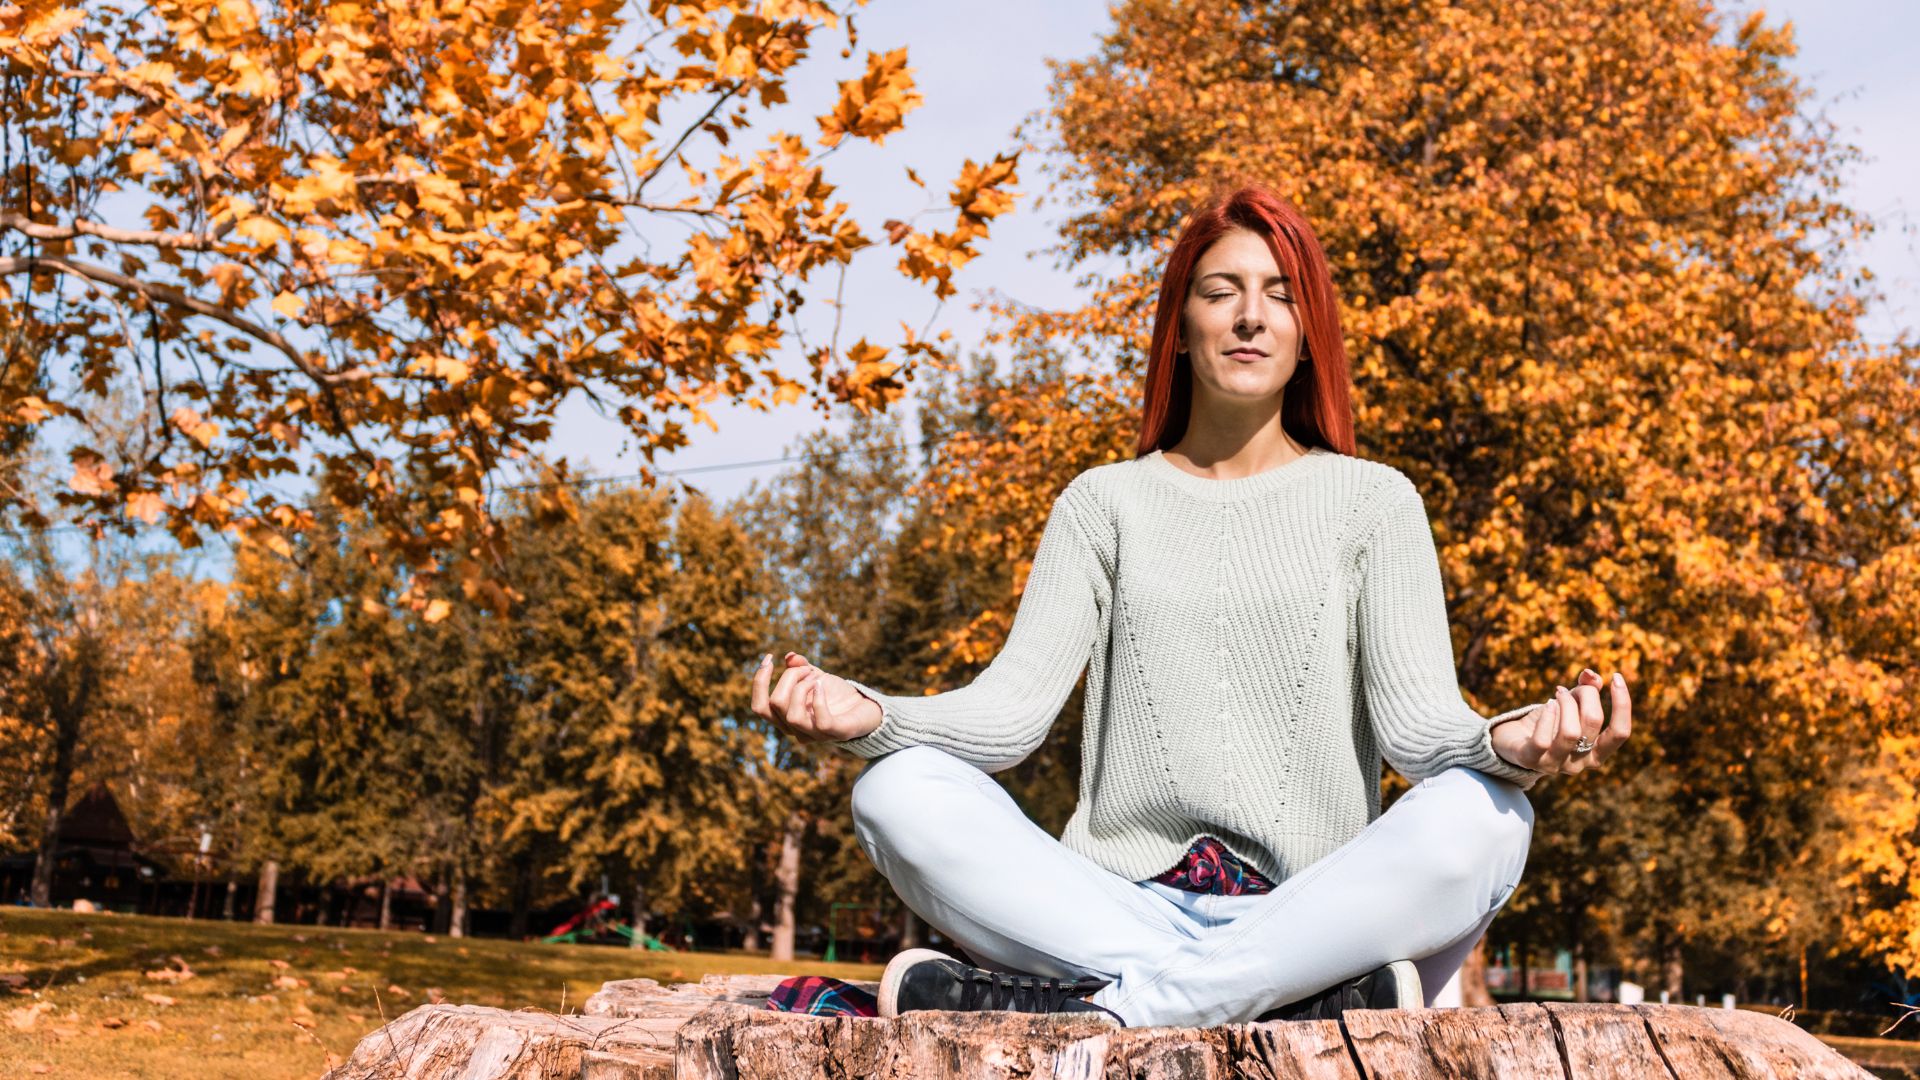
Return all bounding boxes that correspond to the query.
[1490,668,1632,776]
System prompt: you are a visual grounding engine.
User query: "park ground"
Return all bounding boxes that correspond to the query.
[1,909,1916,1080]
[0,907,884,1079]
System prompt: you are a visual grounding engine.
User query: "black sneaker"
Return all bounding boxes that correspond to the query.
[1255,959,1422,1021]
[877,948,1126,1025]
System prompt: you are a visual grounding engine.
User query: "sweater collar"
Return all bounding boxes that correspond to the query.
[1138,446,1333,501]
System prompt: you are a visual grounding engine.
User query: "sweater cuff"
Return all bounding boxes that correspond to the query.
[829,678,921,759]
[1472,701,1547,790]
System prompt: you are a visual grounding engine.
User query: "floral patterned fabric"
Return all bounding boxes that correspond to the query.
[1147,835,1277,895]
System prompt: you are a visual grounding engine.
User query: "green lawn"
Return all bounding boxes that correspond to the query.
[0,907,883,1079]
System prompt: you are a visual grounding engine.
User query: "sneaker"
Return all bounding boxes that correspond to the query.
[877,948,1125,1025]
[1255,959,1422,1022]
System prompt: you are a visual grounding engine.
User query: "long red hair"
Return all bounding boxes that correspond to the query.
[1135,183,1357,457]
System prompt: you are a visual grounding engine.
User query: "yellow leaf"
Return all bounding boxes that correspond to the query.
[271,291,306,319]
[422,599,451,624]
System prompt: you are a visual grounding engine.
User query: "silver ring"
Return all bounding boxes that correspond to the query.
[1572,736,1595,754]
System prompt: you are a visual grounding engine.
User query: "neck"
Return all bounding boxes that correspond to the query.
[1167,403,1306,479]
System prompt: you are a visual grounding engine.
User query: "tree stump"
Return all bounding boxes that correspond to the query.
[321,975,1874,1079]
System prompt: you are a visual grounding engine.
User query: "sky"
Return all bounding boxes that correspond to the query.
[545,0,1920,511]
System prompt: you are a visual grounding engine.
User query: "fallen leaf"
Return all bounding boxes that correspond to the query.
[143,1019,163,1032]
[7,1002,52,1030]
[425,987,445,1004]
[142,993,176,1007]
[100,1017,127,1029]
[385,984,407,996]
[268,959,291,970]
[272,975,306,990]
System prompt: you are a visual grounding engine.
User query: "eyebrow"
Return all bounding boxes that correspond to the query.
[1196,272,1291,286]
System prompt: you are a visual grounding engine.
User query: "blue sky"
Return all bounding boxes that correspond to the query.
[546,0,1919,511]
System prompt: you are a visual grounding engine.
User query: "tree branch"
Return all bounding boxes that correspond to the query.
[0,212,232,250]
[0,254,367,386]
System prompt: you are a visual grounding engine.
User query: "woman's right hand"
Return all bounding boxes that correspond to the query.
[749,652,885,743]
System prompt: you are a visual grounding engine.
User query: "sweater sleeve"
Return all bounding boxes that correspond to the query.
[1355,474,1547,790]
[830,483,1104,772]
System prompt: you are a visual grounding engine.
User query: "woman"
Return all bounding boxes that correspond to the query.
[747,182,1632,1029]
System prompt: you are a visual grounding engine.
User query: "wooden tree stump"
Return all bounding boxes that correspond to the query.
[322,976,1874,1079]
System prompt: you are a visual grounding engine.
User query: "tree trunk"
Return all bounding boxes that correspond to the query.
[629,878,650,950]
[742,892,763,952]
[769,810,806,963]
[1574,938,1590,1003]
[223,879,238,920]
[29,705,82,907]
[378,877,394,931]
[1460,935,1496,1006]
[254,860,279,924]
[1663,941,1685,1001]
[430,875,451,934]
[450,869,469,939]
[900,907,923,951]
[508,857,532,940]
[1518,937,1532,1000]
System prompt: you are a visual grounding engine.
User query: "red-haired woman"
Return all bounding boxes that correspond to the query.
[748,181,1633,1029]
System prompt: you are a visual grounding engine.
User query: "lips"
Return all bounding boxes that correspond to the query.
[1225,348,1267,359]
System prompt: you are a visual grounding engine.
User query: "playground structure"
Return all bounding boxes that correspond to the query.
[540,895,671,949]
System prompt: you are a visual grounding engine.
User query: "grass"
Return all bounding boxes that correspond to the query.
[0,907,884,1080]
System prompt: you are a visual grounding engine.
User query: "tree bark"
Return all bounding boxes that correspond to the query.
[900,907,923,951]
[742,892,763,952]
[450,868,469,939]
[1574,938,1590,1003]
[378,877,395,931]
[29,702,82,907]
[628,877,649,950]
[1662,941,1685,1001]
[769,810,806,963]
[223,879,238,920]
[1460,935,1496,1006]
[254,860,279,924]
[508,856,533,940]
[326,987,1879,1080]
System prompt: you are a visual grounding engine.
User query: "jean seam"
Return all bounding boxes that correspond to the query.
[951,766,1192,944]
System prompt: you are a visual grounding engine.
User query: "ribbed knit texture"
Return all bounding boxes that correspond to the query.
[835,447,1546,886]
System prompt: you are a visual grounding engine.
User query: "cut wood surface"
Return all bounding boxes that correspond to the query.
[322,975,1876,1079]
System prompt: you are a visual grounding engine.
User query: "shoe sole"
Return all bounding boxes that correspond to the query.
[878,948,954,1018]
[1379,959,1423,1009]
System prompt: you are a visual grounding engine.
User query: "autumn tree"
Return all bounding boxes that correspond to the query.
[910,0,1920,1000]
[1,0,1017,611]
[470,481,770,943]
[733,414,913,959]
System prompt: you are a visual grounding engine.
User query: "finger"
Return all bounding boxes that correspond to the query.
[810,674,849,739]
[750,653,774,718]
[1556,686,1590,773]
[788,669,823,740]
[768,658,812,724]
[1537,687,1579,772]
[1529,696,1561,770]
[1592,672,1634,764]
[1573,683,1604,744]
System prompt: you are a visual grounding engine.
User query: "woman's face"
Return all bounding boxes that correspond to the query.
[1176,227,1303,409]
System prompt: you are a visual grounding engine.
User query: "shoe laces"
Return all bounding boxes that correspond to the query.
[956,967,1104,1013]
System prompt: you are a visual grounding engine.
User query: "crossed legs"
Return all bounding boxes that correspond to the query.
[849,744,1533,1028]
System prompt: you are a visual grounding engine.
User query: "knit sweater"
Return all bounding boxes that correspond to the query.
[835,446,1547,886]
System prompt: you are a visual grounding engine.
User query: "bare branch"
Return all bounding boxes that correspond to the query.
[0,254,368,387]
[0,212,226,250]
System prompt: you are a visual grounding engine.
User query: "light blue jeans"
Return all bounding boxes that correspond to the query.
[849,744,1533,1028]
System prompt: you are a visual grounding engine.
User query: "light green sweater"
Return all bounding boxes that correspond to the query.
[837,446,1546,885]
